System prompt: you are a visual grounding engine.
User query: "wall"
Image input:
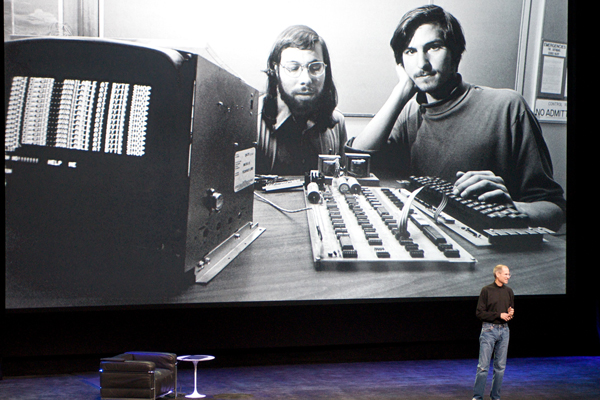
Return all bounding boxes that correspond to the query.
[100,0,521,111]
[538,0,568,197]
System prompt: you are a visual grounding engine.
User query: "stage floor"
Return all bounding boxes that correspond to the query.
[1,356,599,399]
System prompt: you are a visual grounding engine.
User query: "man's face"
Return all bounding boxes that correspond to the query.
[277,43,326,117]
[495,267,511,286]
[402,23,457,100]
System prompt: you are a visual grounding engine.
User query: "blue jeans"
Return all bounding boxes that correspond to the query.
[473,322,510,400]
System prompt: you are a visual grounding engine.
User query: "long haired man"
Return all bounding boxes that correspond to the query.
[257,25,346,175]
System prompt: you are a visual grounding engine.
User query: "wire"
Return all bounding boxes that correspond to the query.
[254,191,311,214]
[398,186,425,235]
[433,194,448,224]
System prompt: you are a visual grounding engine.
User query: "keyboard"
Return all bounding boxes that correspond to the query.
[408,176,552,246]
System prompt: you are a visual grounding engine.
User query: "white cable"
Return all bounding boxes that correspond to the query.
[433,194,448,224]
[398,186,425,235]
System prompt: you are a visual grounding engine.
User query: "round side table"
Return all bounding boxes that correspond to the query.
[177,355,215,398]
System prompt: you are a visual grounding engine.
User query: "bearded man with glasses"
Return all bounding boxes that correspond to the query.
[257,25,347,175]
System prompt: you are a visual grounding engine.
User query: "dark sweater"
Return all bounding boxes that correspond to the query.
[476,282,515,324]
[347,75,565,213]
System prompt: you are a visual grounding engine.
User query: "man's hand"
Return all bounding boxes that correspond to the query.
[454,171,565,231]
[454,171,513,204]
[501,307,515,322]
[395,63,417,99]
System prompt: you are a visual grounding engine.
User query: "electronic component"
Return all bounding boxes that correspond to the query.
[5,37,264,296]
[312,152,379,191]
[335,176,351,193]
[261,178,304,192]
[347,176,361,194]
[345,153,371,178]
[304,184,476,270]
[318,154,341,177]
[306,182,321,204]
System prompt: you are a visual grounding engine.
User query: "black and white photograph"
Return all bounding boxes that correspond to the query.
[3,1,595,400]
[5,0,567,308]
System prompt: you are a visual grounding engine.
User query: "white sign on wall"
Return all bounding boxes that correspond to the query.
[534,99,567,123]
[536,40,567,124]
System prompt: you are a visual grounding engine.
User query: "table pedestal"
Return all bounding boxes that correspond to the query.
[177,355,215,398]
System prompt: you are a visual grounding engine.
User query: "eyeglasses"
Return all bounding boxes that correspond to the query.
[278,61,327,77]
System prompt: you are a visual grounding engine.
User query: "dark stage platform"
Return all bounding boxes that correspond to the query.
[1,356,599,399]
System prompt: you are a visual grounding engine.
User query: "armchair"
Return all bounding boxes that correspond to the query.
[99,351,177,399]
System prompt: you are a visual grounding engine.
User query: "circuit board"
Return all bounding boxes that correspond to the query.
[304,184,476,271]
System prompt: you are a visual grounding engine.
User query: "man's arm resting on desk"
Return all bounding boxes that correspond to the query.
[514,200,564,232]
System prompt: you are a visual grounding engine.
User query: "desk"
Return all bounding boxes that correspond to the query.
[5,183,566,307]
[177,355,215,398]
[174,184,566,303]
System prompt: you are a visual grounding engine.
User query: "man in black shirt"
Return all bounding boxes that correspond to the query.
[473,264,514,400]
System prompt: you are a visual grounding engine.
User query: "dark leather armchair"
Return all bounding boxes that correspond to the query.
[100,351,177,399]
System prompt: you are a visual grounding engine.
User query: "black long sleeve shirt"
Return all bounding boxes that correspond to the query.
[476,282,515,324]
